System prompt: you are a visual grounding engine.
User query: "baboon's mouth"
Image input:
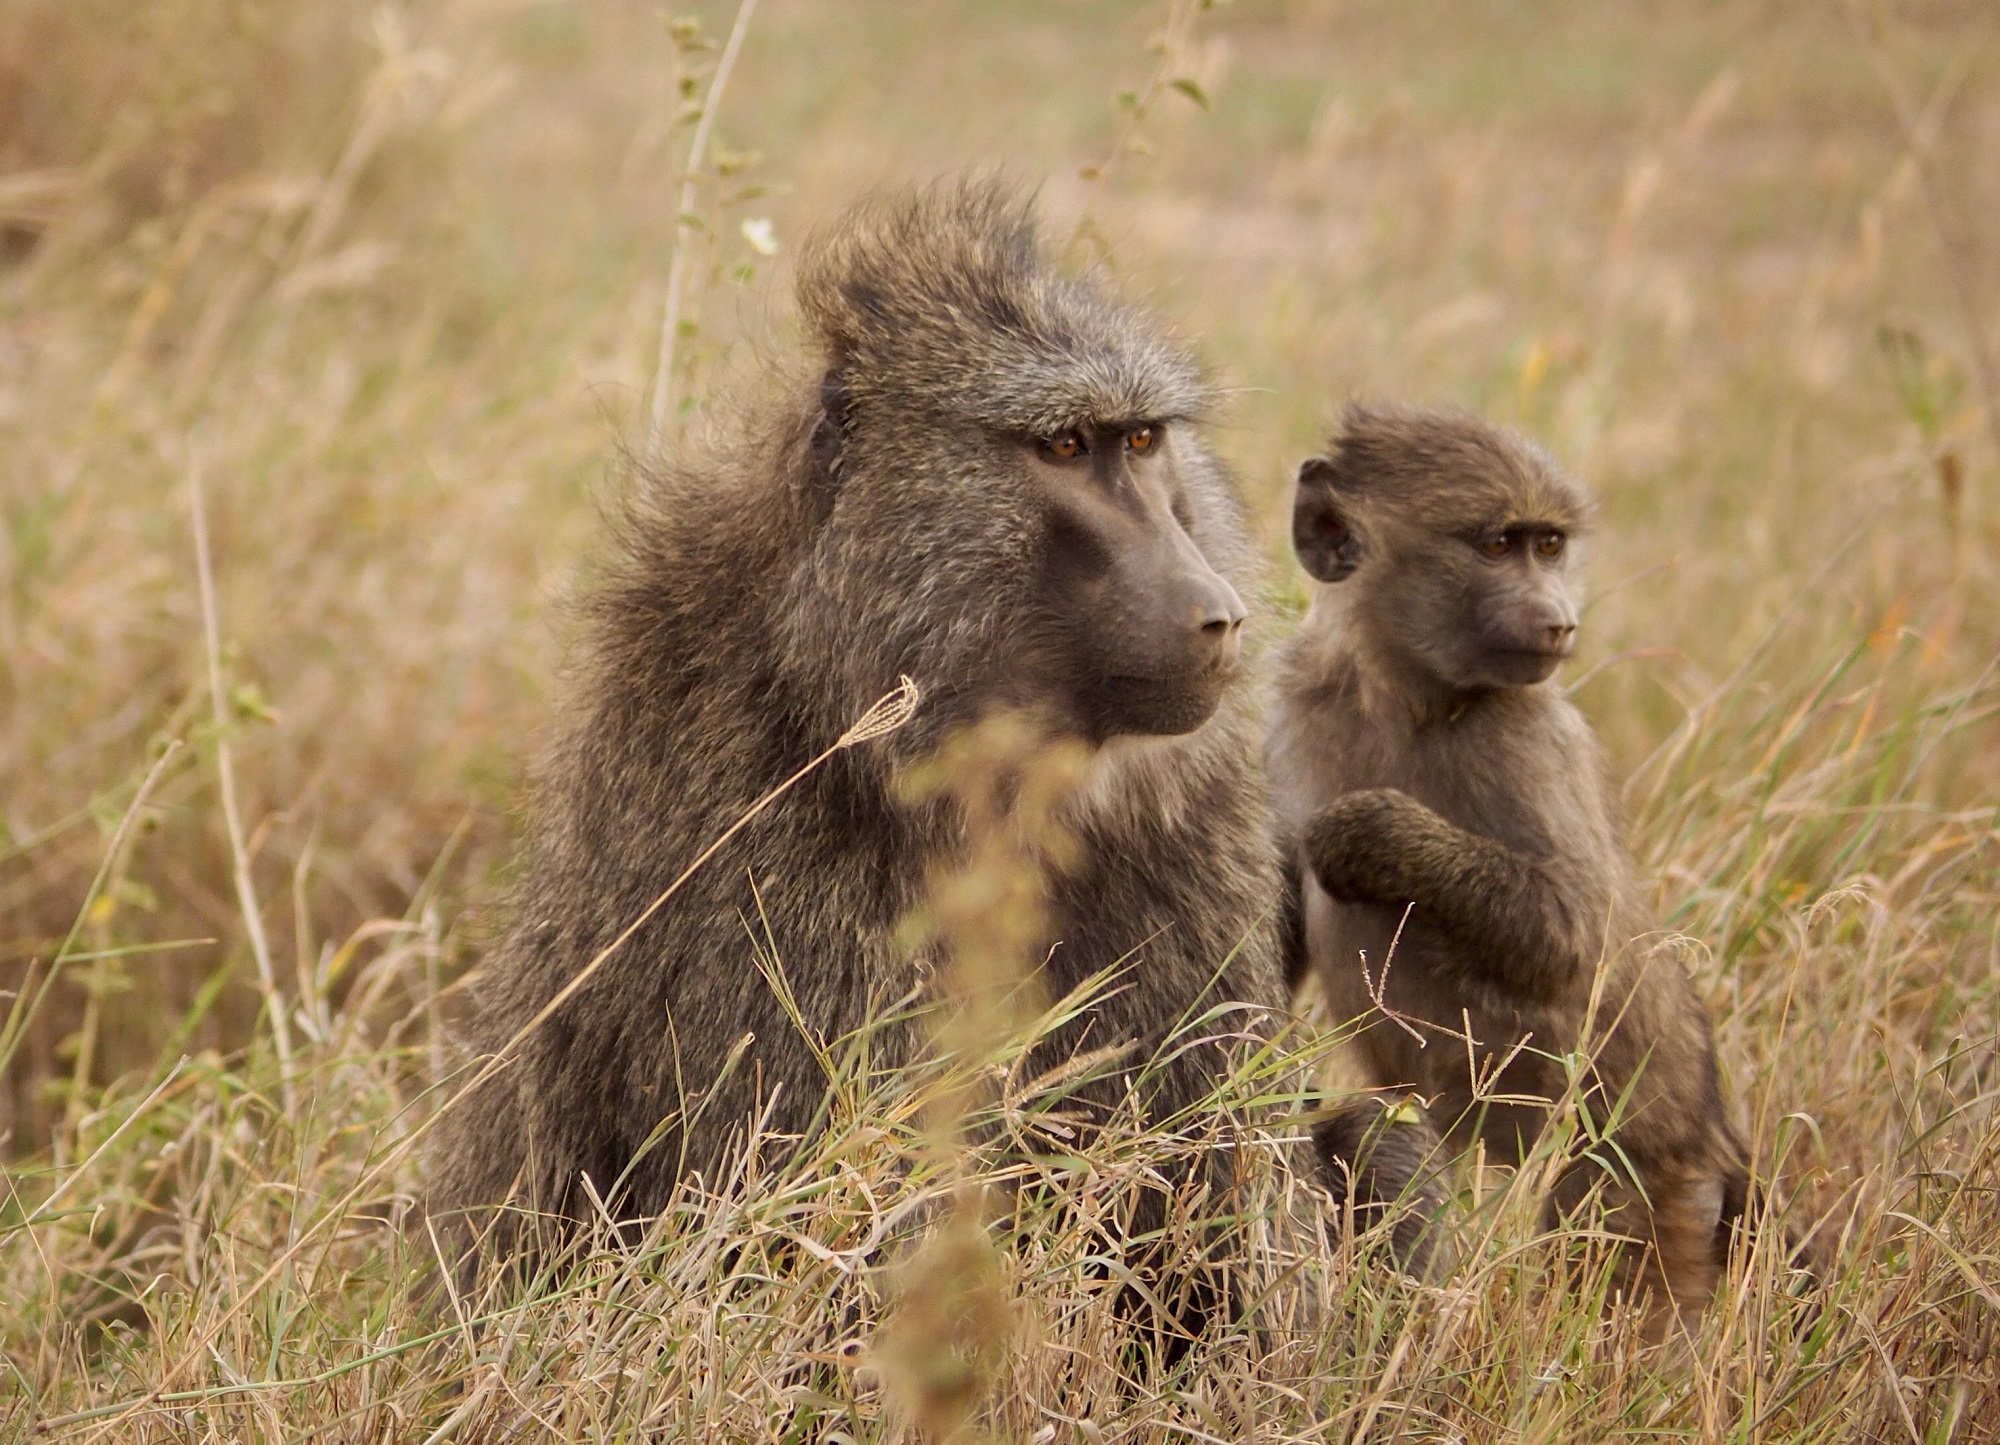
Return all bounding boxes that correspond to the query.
[1091,669,1232,738]
[1104,659,1240,687]
[1481,647,1571,686]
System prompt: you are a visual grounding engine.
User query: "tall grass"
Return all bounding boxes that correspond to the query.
[2,0,1996,1438]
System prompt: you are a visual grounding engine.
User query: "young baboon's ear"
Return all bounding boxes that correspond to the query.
[1294,458,1363,582]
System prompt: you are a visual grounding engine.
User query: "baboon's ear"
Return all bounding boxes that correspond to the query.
[1294,458,1362,582]
[808,367,851,493]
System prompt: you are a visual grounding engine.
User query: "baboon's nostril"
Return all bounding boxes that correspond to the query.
[1198,585,1248,635]
[1196,590,1247,668]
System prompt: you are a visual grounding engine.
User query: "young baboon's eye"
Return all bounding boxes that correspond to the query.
[1126,425,1156,454]
[1535,531,1566,559]
[1043,430,1087,461]
[1479,535,1512,558]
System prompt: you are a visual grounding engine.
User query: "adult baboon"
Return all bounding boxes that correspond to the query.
[1267,403,1753,1313]
[427,180,1285,1312]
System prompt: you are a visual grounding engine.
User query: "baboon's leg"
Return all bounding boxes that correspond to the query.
[1099,1176,1241,1372]
[1313,1096,1452,1273]
[1645,1170,1732,1317]
[1549,1158,1733,1326]
[1712,1155,1825,1292]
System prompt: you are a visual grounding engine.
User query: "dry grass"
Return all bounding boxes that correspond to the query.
[2,0,1997,1438]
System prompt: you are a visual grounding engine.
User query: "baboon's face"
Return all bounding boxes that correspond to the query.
[1023,420,1247,739]
[1294,462,1580,693]
[1394,519,1579,689]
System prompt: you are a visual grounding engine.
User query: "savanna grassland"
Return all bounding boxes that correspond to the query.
[2,1,1998,1439]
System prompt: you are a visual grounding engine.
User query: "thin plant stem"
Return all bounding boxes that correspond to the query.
[1065,0,1201,264]
[190,454,296,1114]
[646,0,762,461]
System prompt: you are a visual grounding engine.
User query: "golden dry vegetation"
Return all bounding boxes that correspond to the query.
[2,1,1997,1439]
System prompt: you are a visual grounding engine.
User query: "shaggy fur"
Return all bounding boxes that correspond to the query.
[427,181,1285,1296]
[1268,403,1751,1314]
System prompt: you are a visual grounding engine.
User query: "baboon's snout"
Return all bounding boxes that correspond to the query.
[1188,574,1248,670]
[1535,594,1580,656]
[1144,516,1244,677]
[1064,487,1250,736]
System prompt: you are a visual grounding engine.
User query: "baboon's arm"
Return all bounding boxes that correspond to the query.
[1303,787,1606,1002]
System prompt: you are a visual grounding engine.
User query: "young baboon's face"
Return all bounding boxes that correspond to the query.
[1384,515,1580,690]
[1292,411,1587,696]
[1022,419,1247,739]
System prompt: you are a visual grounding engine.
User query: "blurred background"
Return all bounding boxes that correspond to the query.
[2,0,1994,1158]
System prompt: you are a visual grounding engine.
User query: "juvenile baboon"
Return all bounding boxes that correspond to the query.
[1267,403,1754,1314]
[427,180,1286,1320]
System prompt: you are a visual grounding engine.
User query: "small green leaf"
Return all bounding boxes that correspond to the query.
[231,682,280,725]
[1170,77,1210,109]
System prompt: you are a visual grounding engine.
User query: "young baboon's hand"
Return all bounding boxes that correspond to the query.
[1303,788,1443,904]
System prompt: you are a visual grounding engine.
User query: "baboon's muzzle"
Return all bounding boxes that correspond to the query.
[1084,500,1246,737]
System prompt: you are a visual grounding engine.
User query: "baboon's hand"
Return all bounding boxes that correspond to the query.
[1303,787,1445,904]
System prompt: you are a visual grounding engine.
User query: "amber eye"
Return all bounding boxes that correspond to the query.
[1535,531,1566,559]
[1126,425,1156,454]
[1044,430,1086,461]
[1480,535,1512,558]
